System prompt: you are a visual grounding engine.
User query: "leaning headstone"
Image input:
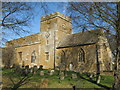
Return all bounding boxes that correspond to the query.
[48,69,54,76]
[15,65,21,72]
[71,73,77,79]
[89,74,93,79]
[22,65,25,69]
[12,64,16,68]
[40,71,44,76]
[55,66,60,71]
[38,65,43,70]
[25,65,29,69]
[49,70,54,76]
[33,66,38,74]
[97,75,101,84]
[51,70,55,73]
[59,72,64,80]
[25,69,29,75]
[24,65,29,74]
[29,68,33,73]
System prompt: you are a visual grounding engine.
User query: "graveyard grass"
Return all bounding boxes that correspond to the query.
[2,68,114,88]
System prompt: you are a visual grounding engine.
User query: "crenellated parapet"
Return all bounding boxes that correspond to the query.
[41,11,71,22]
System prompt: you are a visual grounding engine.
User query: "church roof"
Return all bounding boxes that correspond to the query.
[57,29,104,49]
[6,33,40,47]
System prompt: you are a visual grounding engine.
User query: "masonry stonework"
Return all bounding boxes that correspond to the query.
[3,11,113,73]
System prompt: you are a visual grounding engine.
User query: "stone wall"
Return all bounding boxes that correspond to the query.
[56,44,97,73]
[97,35,113,71]
[15,43,40,67]
[4,11,113,72]
[39,11,72,69]
[4,11,73,69]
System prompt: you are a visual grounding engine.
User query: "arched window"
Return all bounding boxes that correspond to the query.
[78,48,85,62]
[31,50,36,63]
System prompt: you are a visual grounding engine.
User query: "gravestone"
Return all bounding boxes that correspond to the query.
[25,65,29,74]
[12,64,16,68]
[22,65,25,69]
[25,69,29,75]
[55,66,60,71]
[50,70,54,75]
[15,65,21,72]
[97,75,101,84]
[89,74,94,79]
[29,68,33,73]
[71,73,77,79]
[69,63,73,71]
[38,65,43,70]
[48,69,54,76]
[51,70,55,73]
[40,71,44,76]
[59,72,64,80]
[33,66,38,74]
[25,65,29,69]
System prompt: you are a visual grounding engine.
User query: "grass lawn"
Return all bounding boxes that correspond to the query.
[2,68,114,88]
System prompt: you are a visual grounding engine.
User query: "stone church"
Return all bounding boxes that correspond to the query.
[3,11,113,73]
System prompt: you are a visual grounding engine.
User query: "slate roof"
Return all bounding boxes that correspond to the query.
[57,29,103,49]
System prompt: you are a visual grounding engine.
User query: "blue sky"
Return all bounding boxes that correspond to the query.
[6,2,70,41]
[2,2,116,47]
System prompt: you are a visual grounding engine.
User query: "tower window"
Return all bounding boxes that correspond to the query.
[45,52,49,60]
[78,48,85,62]
[47,39,49,45]
[31,50,36,63]
[62,24,66,29]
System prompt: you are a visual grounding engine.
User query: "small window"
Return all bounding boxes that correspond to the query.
[18,52,22,61]
[45,52,49,60]
[31,50,36,63]
[47,39,49,45]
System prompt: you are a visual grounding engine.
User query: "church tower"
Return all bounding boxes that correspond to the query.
[40,11,72,69]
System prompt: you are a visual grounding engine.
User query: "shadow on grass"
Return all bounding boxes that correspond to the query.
[79,75,111,89]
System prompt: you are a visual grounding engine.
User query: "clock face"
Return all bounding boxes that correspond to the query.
[45,32,50,38]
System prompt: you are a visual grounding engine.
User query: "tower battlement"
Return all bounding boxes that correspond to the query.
[41,11,71,22]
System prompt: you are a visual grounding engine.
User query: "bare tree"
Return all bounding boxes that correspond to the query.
[66,2,120,88]
[1,2,49,46]
[2,47,15,68]
[9,73,32,90]
[1,2,34,40]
